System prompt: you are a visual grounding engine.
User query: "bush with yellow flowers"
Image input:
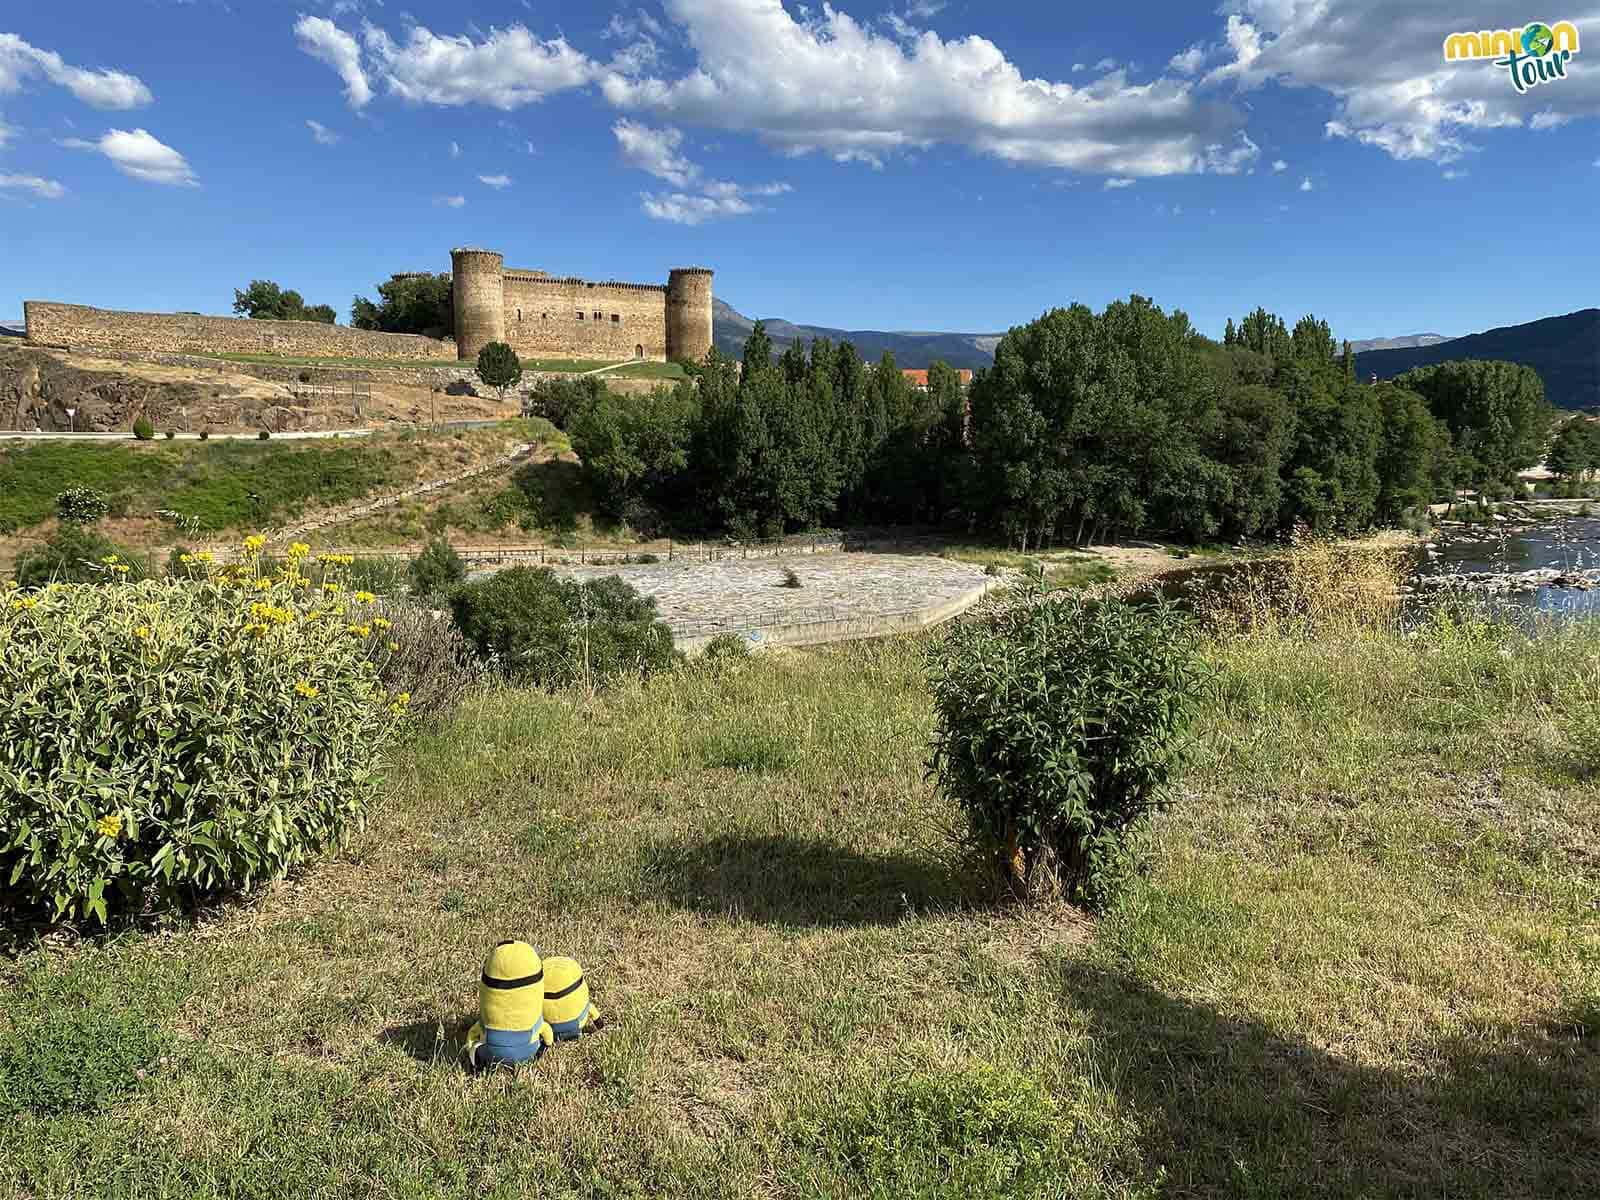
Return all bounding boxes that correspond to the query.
[0,539,411,926]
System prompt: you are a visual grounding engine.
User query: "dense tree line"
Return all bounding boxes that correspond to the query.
[232,280,336,324]
[351,272,454,337]
[561,299,1554,546]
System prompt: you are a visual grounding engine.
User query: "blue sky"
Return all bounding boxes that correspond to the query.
[2,2,1596,341]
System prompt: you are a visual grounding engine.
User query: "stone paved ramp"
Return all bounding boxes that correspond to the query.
[552,552,995,646]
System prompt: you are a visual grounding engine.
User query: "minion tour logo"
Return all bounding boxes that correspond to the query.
[1443,20,1581,93]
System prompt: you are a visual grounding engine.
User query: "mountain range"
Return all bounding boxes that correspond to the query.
[1347,333,1451,353]
[713,299,1000,371]
[1358,309,1599,409]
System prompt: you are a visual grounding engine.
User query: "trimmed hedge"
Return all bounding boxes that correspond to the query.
[0,545,409,925]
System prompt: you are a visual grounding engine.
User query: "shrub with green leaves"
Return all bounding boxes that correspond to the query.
[408,537,466,600]
[476,341,523,399]
[371,600,484,719]
[132,416,155,440]
[926,569,1205,909]
[55,486,110,526]
[0,548,408,925]
[14,526,151,589]
[449,566,676,689]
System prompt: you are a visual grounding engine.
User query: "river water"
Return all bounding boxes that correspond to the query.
[1417,516,1600,620]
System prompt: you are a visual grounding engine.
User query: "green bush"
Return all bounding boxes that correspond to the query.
[340,556,408,596]
[164,430,176,441]
[199,430,210,441]
[781,566,802,588]
[55,486,110,526]
[258,430,271,441]
[476,341,523,399]
[408,537,466,600]
[14,526,152,589]
[701,632,751,662]
[132,416,154,440]
[449,566,676,689]
[926,569,1205,909]
[0,550,407,924]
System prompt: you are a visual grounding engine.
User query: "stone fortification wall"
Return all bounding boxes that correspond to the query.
[23,302,454,362]
[502,273,670,362]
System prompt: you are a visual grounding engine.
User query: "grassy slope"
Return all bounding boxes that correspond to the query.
[0,423,540,538]
[3,621,1598,1198]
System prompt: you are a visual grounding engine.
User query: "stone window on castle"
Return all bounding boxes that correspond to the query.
[576,311,584,320]
[611,313,621,323]
[516,308,522,323]
[593,310,603,322]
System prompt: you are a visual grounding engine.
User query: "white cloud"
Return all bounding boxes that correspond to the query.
[0,171,65,199]
[450,140,461,157]
[600,0,1248,179]
[361,22,597,110]
[1299,176,1312,191]
[640,190,755,225]
[1442,168,1467,180]
[905,1,947,18]
[1271,158,1286,172]
[1168,44,1205,75]
[1103,177,1135,189]
[294,16,371,109]
[613,118,790,222]
[1200,2,1600,166]
[438,194,465,207]
[1071,62,1086,73]
[1201,131,1258,174]
[613,117,697,186]
[62,128,197,186]
[478,173,511,188]
[0,113,13,148]
[306,118,340,145]
[0,33,153,109]
[1093,57,1118,72]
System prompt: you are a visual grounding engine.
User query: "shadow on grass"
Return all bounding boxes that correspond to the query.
[378,1013,475,1068]
[637,833,966,927]
[1060,964,1600,1198]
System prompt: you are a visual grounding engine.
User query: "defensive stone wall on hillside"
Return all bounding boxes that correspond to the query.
[23,302,453,361]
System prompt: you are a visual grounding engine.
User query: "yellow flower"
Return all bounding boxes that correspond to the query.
[134,625,151,641]
[347,623,372,639]
[101,554,120,565]
[372,617,392,630]
[388,641,400,652]
[354,591,376,605]
[255,578,274,592]
[197,551,215,564]
[294,680,320,699]
[11,597,38,611]
[4,579,17,591]
[305,609,325,621]
[179,553,195,565]
[396,692,411,706]
[96,813,122,839]
[243,534,267,553]
[322,582,341,595]
[289,542,311,558]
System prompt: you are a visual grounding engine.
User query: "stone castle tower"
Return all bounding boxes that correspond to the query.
[450,248,713,365]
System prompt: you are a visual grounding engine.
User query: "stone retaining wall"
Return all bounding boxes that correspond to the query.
[24,302,455,362]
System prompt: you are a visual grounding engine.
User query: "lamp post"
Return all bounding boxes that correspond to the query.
[65,406,76,434]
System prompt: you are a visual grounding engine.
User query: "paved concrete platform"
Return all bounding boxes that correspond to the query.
[552,552,996,646]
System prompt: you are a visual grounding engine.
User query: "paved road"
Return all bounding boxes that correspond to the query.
[0,428,374,442]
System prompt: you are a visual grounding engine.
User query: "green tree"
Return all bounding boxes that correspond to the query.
[350,272,454,336]
[570,383,698,523]
[1373,383,1449,525]
[1547,417,1600,483]
[232,280,336,324]
[1398,360,1553,500]
[408,537,466,600]
[475,342,523,400]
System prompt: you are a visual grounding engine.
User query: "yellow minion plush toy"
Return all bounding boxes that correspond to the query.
[542,956,600,1042]
[465,940,554,1070]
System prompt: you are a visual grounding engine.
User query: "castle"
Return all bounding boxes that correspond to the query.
[450,249,713,366]
[22,248,715,369]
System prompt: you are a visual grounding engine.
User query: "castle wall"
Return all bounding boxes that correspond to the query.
[23,301,454,362]
[500,273,670,362]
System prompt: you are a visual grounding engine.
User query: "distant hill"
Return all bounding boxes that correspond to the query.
[1359,309,1599,409]
[713,299,1000,371]
[0,320,25,339]
[1348,333,1451,353]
